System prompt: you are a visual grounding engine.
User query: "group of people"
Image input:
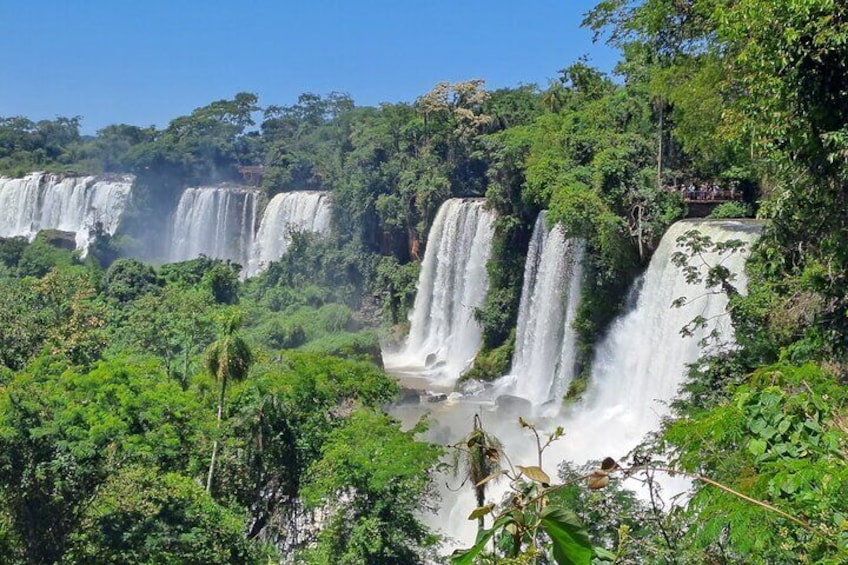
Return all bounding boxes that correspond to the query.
[663,181,741,201]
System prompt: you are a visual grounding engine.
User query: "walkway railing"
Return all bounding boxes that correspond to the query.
[664,185,743,204]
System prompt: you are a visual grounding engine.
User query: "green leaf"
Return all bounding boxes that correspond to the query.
[539,506,593,565]
[593,546,617,561]
[468,504,495,521]
[747,438,767,456]
[451,515,512,565]
[450,529,493,565]
[517,465,551,485]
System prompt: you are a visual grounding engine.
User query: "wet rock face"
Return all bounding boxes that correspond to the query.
[397,388,421,405]
[425,392,448,403]
[39,229,77,250]
[494,394,533,416]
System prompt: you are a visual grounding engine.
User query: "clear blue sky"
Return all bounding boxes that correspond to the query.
[0,0,618,134]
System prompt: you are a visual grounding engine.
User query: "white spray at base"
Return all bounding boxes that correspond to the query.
[0,172,133,253]
[496,212,585,407]
[391,218,761,550]
[383,198,496,387]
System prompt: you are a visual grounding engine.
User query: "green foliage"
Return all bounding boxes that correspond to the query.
[112,286,215,383]
[65,466,264,564]
[463,334,515,383]
[664,362,848,562]
[0,358,209,563]
[299,331,383,367]
[103,258,160,303]
[552,462,656,564]
[450,420,609,565]
[0,268,107,370]
[476,214,534,352]
[206,313,253,386]
[205,312,254,492]
[85,221,123,268]
[216,352,402,547]
[0,236,27,269]
[262,233,376,308]
[17,234,79,277]
[374,256,420,326]
[300,410,442,565]
[0,116,84,174]
[159,256,242,305]
[707,201,754,219]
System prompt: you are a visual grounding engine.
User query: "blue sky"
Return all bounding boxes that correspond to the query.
[0,0,618,134]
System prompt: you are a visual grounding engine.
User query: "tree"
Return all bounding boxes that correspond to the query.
[64,466,263,564]
[0,358,206,563]
[300,410,442,565]
[103,258,160,303]
[664,363,848,562]
[216,351,400,546]
[117,286,215,385]
[205,312,253,493]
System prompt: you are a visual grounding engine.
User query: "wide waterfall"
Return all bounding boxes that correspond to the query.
[499,212,584,406]
[169,186,258,267]
[384,198,496,386]
[0,172,133,251]
[247,191,332,276]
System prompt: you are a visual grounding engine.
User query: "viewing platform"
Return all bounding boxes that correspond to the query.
[665,183,744,218]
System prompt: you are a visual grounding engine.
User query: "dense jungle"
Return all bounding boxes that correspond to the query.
[0,1,847,563]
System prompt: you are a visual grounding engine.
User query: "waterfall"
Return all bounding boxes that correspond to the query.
[169,186,258,267]
[0,172,133,251]
[555,219,761,462]
[247,191,332,276]
[391,218,760,550]
[384,198,496,385]
[500,212,584,406]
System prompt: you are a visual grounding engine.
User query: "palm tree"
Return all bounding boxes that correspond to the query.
[205,312,253,493]
[542,83,566,113]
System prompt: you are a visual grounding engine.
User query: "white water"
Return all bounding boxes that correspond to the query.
[555,219,760,461]
[247,191,332,276]
[497,213,584,407]
[169,186,258,267]
[384,198,496,386]
[392,218,761,550]
[0,172,133,252]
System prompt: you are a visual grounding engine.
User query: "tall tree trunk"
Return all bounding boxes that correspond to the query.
[657,102,664,189]
[206,376,227,493]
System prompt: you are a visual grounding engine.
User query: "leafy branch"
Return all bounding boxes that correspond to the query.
[450,417,845,565]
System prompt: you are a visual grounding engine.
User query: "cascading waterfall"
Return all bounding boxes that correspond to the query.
[392,218,760,550]
[247,191,332,276]
[169,186,258,266]
[498,212,584,406]
[384,198,496,385]
[553,219,761,462]
[0,172,133,251]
